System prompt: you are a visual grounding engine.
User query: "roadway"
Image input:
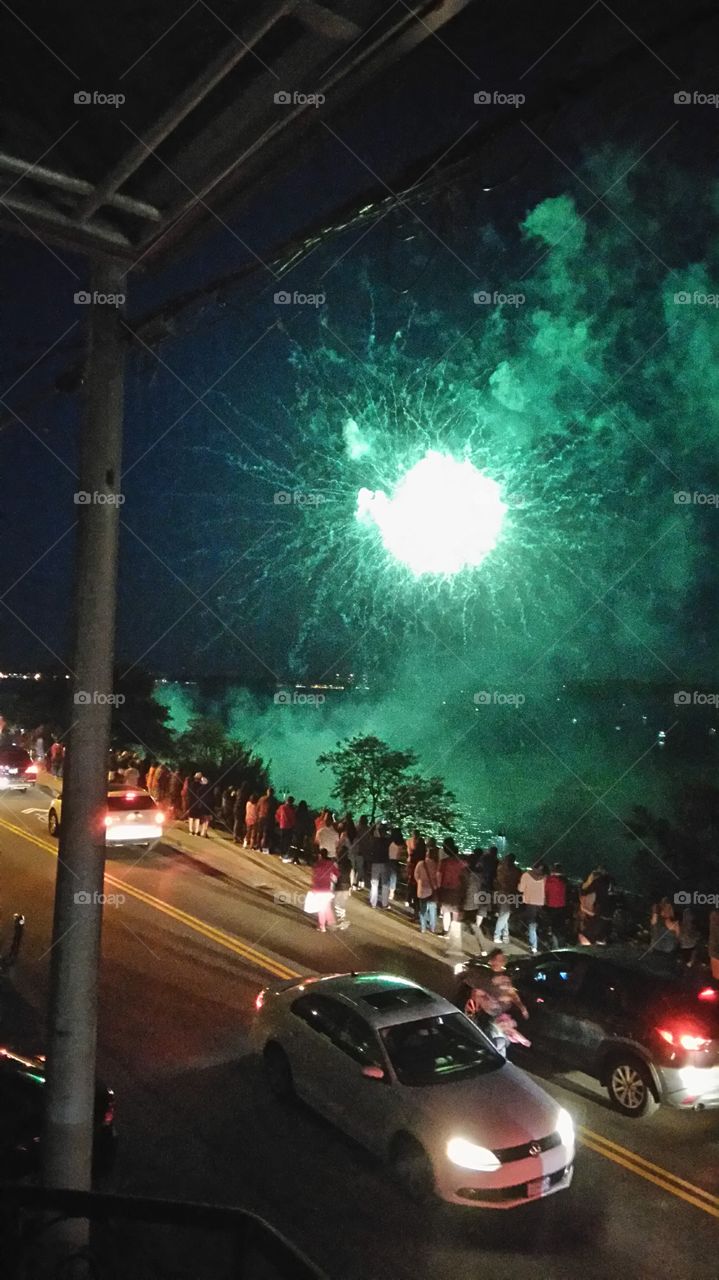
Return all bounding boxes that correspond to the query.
[0,787,717,1280]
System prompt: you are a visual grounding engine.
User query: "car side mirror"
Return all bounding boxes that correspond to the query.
[361,1064,386,1081]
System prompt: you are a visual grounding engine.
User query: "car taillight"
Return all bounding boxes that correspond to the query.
[103,1095,115,1125]
[657,1027,711,1052]
[104,814,116,827]
[124,791,136,801]
[255,990,266,1011]
[154,810,165,825]
[25,763,38,775]
[698,987,718,1003]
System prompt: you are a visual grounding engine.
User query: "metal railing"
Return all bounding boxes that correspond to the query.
[0,1185,329,1280]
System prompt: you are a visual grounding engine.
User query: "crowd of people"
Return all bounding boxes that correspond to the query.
[107,756,719,972]
[10,736,717,975]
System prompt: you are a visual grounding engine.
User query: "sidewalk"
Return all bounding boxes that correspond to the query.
[162,822,531,970]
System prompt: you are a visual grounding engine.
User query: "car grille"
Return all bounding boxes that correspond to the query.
[457,1166,569,1202]
[494,1130,561,1164]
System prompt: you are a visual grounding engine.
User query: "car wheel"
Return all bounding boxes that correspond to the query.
[262,1042,294,1102]
[48,810,60,837]
[390,1135,436,1203]
[606,1055,659,1118]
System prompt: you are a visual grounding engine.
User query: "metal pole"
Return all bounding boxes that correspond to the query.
[42,260,126,1207]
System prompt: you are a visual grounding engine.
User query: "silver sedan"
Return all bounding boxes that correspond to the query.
[252,972,575,1208]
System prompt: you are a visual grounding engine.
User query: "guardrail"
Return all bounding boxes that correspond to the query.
[0,1185,329,1280]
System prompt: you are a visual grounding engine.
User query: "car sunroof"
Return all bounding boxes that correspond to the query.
[361,988,436,1012]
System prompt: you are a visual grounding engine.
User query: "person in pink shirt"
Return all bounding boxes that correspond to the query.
[310,850,338,932]
[244,794,258,848]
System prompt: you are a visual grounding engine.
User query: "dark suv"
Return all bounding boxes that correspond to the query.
[456,948,719,1118]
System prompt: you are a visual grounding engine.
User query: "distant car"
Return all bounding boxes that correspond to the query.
[252,972,574,1209]
[455,949,719,1118]
[0,745,37,792]
[48,786,165,852]
[0,1046,116,1179]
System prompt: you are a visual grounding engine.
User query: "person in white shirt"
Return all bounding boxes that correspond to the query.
[316,817,340,858]
[518,862,547,953]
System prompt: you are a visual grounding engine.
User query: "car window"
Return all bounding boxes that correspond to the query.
[576,963,626,1012]
[380,1013,502,1086]
[333,1010,384,1067]
[528,957,581,997]
[290,994,346,1043]
[291,996,383,1067]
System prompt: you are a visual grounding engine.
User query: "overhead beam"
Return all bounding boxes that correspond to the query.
[77,0,298,223]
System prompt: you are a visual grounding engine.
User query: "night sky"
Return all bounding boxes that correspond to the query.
[1,2,717,854]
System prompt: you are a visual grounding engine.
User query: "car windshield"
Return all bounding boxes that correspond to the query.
[107,793,156,811]
[380,1013,503,1086]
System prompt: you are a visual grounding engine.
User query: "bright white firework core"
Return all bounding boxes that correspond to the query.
[356,450,507,576]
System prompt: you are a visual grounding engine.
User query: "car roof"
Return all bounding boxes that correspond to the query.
[285,973,457,1028]
[523,947,719,993]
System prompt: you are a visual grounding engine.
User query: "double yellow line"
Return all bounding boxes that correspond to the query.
[580,1127,719,1218]
[4,812,719,1218]
[0,814,298,982]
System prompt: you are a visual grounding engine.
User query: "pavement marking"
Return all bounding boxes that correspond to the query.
[3,810,718,1218]
[580,1126,719,1217]
[0,814,299,983]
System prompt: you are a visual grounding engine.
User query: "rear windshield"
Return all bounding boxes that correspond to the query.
[107,793,156,811]
[0,748,31,767]
[380,1013,502,1086]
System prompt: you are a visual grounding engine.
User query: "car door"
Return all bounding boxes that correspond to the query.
[561,960,627,1072]
[285,993,349,1109]
[323,1007,398,1152]
[513,955,585,1057]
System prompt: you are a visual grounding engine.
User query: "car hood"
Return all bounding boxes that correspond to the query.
[408,1061,562,1148]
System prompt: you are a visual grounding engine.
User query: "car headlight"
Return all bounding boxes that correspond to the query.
[555,1107,574,1149]
[446,1136,500,1172]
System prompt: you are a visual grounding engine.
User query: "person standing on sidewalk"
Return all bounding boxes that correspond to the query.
[232,781,251,844]
[244,794,259,848]
[406,830,425,915]
[493,852,521,944]
[544,863,569,946]
[292,800,314,864]
[276,795,297,861]
[316,812,340,859]
[369,823,392,910]
[333,840,352,929]
[414,844,440,933]
[310,850,338,933]
[519,862,547,953]
[256,787,278,853]
[388,828,405,903]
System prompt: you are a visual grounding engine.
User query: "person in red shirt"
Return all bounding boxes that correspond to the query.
[276,795,297,861]
[544,863,569,946]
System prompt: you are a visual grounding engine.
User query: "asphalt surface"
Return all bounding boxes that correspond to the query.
[0,786,718,1280]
